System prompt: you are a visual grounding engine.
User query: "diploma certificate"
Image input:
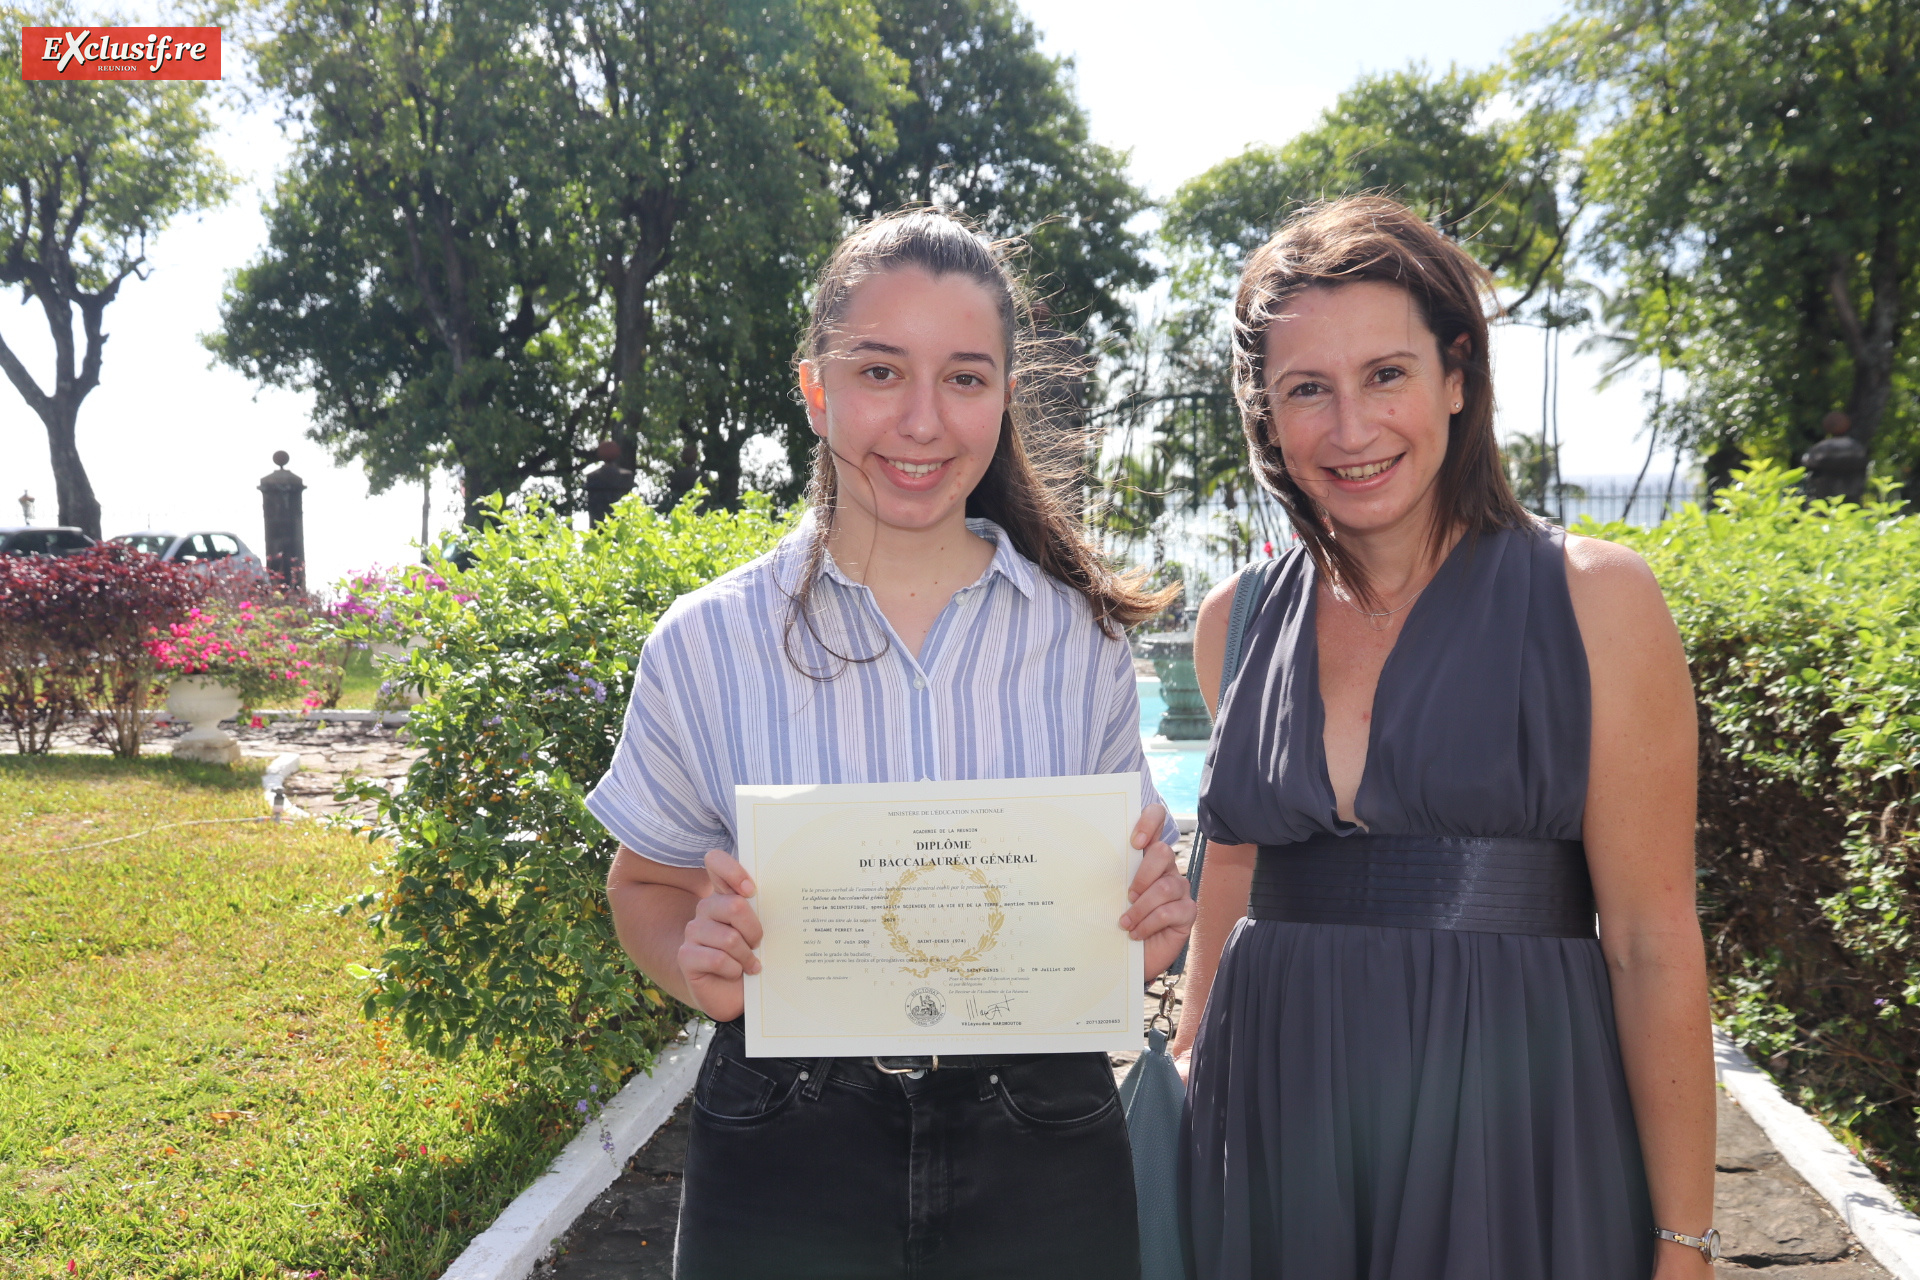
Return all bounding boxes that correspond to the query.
[735,774,1144,1058]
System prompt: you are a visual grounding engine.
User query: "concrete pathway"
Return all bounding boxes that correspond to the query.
[535,1088,1891,1277]
[1713,1088,1889,1275]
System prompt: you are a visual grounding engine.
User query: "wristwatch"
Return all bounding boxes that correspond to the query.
[1653,1226,1721,1260]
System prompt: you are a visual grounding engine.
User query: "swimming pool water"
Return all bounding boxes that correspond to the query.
[1138,677,1205,820]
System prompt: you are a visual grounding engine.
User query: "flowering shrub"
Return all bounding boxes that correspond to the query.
[340,491,792,1092]
[0,545,203,755]
[1586,462,1920,1198]
[323,566,473,709]
[149,601,328,711]
[330,565,468,634]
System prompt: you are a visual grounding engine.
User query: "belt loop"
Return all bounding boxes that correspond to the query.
[801,1058,829,1101]
[977,1065,997,1102]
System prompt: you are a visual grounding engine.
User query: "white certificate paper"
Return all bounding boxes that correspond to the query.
[735,773,1144,1058]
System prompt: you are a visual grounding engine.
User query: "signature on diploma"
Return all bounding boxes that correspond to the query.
[966,996,1016,1020]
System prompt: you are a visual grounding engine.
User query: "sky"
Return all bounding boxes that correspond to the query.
[0,0,1666,589]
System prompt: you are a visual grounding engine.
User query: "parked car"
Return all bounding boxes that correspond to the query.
[109,530,269,586]
[0,526,96,556]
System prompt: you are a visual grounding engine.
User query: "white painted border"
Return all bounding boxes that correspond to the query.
[1714,1026,1920,1279]
[260,751,310,821]
[441,1021,713,1280]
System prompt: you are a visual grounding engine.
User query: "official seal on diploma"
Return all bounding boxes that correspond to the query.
[734,773,1146,1057]
[905,988,946,1026]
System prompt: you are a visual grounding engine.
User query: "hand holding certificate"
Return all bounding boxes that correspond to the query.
[735,774,1147,1057]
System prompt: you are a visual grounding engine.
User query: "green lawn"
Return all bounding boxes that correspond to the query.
[0,756,581,1279]
[327,648,381,712]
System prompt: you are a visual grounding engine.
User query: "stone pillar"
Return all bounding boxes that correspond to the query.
[584,439,636,526]
[1136,631,1211,740]
[259,450,307,592]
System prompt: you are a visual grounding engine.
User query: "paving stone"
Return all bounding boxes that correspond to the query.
[1719,1088,1781,1173]
[20,716,424,819]
[539,1105,688,1280]
[1716,1167,1853,1264]
[1713,1091,1889,1276]
[628,1107,689,1176]
[1717,1265,1891,1277]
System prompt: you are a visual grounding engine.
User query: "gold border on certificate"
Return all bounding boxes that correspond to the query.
[735,774,1145,1058]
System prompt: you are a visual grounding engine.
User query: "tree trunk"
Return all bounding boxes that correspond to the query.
[0,333,105,539]
[606,188,678,430]
[661,425,701,509]
[1827,218,1909,461]
[45,403,102,538]
[707,426,743,509]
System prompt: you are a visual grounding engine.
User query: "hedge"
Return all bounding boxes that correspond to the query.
[0,545,202,755]
[1586,463,1920,1201]
[341,492,793,1094]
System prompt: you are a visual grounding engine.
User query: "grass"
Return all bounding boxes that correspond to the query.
[328,649,382,713]
[0,755,586,1279]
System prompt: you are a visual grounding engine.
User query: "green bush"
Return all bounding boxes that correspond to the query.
[1583,463,1920,1198]
[340,493,794,1093]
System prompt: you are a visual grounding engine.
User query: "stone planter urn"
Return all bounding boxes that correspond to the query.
[371,639,426,708]
[167,675,244,765]
[1135,631,1212,740]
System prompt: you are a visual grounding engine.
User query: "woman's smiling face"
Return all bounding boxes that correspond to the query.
[801,265,1010,536]
[1263,280,1465,539]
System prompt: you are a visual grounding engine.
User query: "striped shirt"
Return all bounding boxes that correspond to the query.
[586,514,1174,867]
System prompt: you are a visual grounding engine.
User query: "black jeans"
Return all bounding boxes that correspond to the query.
[676,1021,1141,1280]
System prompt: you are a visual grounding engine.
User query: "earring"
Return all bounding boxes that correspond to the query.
[1452,402,1462,412]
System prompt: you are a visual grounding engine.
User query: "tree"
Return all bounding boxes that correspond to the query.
[1520,0,1920,486]
[1161,65,1582,317]
[841,0,1153,332]
[214,0,597,526]
[1096,65,1581,547]
[537,0,903,509]
[0,15,229,538]
[217,0,902,523]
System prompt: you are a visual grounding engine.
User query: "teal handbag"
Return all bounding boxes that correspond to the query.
[1122,559,1274,1280]
[1120,1026,1190,1280]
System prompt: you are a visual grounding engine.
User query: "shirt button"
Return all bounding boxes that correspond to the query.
[912,675,926,690]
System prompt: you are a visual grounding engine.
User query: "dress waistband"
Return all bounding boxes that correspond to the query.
[1249,834,1596,938]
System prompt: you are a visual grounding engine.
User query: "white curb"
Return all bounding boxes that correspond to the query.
[441,1021,713,1280]
[1714,1026,1920,1278]
[254,709,413,726]
[260,752,310,821]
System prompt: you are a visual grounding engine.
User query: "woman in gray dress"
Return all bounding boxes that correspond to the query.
[1173,197,1716,1279]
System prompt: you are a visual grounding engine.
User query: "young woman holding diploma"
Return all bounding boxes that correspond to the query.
[588,211,1197,1280]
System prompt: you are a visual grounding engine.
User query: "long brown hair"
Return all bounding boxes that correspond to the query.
[1232,196,1531,605]
[786,209,1173,676]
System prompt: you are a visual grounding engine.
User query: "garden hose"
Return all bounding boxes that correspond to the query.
[37,815,274,857]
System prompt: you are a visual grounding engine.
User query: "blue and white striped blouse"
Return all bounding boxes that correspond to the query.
[586,513,1174,867]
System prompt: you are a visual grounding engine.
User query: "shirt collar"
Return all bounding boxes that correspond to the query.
[775,510,1038,601]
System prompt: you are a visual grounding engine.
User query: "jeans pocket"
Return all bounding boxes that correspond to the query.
[992,1054,1121,1130]
[694,1042,802,1126]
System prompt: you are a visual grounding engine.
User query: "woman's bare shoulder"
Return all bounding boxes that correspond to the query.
[1561,531,1683,671]
[1196,574,1240,635]
[1563,532,1664,610]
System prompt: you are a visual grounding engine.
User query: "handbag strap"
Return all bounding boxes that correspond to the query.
[1164,557,1276,976]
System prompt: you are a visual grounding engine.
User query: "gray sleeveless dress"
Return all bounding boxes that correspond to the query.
[1186,524,1655,1279]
